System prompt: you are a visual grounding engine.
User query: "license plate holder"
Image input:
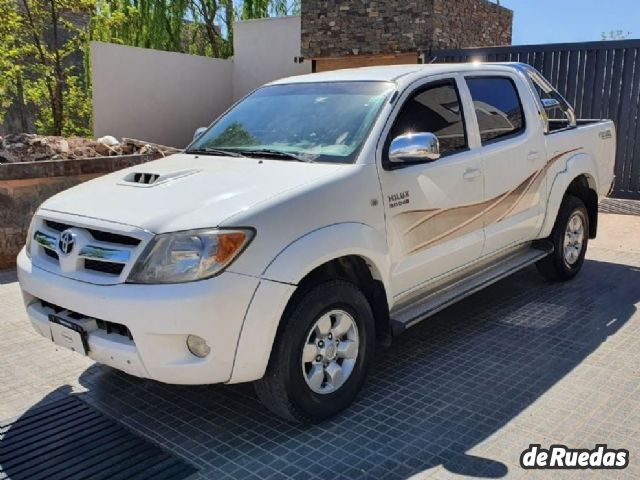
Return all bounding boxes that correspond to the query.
[49,314,89,355]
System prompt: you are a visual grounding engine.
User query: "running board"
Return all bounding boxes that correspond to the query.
[390,245,553,335]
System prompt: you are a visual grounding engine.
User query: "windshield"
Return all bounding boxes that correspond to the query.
[188,81,395,164]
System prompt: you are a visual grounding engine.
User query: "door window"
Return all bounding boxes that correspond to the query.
[466,77,525,144]
[388,80,468,158]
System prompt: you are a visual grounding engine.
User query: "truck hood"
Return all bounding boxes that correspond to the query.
[40,153,344,232]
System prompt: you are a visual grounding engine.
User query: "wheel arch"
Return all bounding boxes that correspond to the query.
[566,174,598,238]
[539,152,600,239]
[229,223,392,384]
[261,222,392,303]
[284,255,392,347]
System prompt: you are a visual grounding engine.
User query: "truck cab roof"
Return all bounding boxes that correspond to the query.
[269,62,531,86]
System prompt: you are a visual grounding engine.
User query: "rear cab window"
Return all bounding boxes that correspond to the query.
[525,67,577,133]
[465,77,526,144]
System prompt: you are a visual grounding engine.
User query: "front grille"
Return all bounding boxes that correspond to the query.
[88,229,140,246]
[44,248,59,260]
[45,220,140,246]
[45,220,70,232]
[96,319,133,339]
[84,260,125,276]
[41,300,63,313]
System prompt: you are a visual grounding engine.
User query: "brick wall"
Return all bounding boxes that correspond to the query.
[0,154,154,269]
[301,0,512,59]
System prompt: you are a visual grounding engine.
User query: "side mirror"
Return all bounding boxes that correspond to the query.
[193,127,207,141]
[389,132,440,164]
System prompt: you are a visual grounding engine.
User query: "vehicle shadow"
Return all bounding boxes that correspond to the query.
[0,269,17,286]
[1,258,637,480]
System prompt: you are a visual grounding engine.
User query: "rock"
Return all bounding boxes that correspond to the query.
[97,135,119,146]
[93,142,112,156]
[58,139,69,154]
[0,134,179,163]
[121,143,134,155]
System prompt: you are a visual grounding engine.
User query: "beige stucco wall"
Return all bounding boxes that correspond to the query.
[92,17,310,148]
[232,16,312,101]
[91,42,233,148]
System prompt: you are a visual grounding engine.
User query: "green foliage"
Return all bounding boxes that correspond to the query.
[92,0,191,52]
[0,0,21,122]
[91,0,233,58]
[0,0,93,136]
[0,0,297,137]
[242,0,299,19]
[92,0,300,58]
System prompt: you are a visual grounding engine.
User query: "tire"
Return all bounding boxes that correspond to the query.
[254,280,375,423]
[536,195,589,281]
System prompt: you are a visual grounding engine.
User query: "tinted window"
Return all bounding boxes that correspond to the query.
[466,77,525,143]
[189,81,394,164]
[390,81,467,157]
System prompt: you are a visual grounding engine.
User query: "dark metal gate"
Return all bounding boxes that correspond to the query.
[427,40,640,199]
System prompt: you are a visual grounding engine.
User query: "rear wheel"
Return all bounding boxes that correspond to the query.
[254,280,375,423]
[536,195,589,281]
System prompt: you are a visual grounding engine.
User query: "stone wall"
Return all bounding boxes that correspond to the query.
[302,0,436,58]
[431,0,513,49]
[301,0,512,59]
[0,154,155,269]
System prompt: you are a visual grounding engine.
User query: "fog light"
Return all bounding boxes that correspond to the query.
[187,335,210,358]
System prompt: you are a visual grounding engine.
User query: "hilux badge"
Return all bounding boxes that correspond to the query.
[58,230,76,255]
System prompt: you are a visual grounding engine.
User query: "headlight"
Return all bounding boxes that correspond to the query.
[127,228,254,284]
[25,215,37,258]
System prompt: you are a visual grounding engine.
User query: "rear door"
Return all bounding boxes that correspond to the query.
[463,73,548,255]
[376,75,485,300]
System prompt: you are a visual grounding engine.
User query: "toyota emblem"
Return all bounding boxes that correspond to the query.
[58,230,76,255]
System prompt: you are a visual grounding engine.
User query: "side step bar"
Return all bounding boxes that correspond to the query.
[390,244,553,335]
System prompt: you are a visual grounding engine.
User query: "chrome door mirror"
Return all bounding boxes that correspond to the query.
[389,132,440,164]
[193,127,207,141]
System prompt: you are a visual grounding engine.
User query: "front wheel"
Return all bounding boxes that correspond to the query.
[536,195,589,281]
[254,280,375,423]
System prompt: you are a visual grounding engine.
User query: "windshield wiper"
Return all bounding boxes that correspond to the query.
[233,149,315,163]
[186,147,245,157]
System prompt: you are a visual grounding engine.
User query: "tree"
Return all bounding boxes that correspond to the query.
[0,0,93,136]
[92,0,298,59]
[92,1,193,53]
[0,0,298,136]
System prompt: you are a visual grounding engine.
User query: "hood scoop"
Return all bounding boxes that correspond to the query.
[119,169,201,188]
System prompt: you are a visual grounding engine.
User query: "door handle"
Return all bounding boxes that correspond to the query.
[463,168,482,181]
[527,150,540,161]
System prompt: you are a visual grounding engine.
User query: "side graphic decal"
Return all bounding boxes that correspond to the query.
[393,148,582,254]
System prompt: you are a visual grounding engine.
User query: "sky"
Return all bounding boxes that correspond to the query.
[499,0,639,45]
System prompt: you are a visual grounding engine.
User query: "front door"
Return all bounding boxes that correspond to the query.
[377,76,485,301]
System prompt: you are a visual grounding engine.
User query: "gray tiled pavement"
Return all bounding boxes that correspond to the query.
[1,213,639,479]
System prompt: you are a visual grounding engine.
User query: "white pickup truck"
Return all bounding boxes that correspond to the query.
[18,63,615,422]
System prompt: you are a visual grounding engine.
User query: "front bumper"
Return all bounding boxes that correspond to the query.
[17,248,261,384]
